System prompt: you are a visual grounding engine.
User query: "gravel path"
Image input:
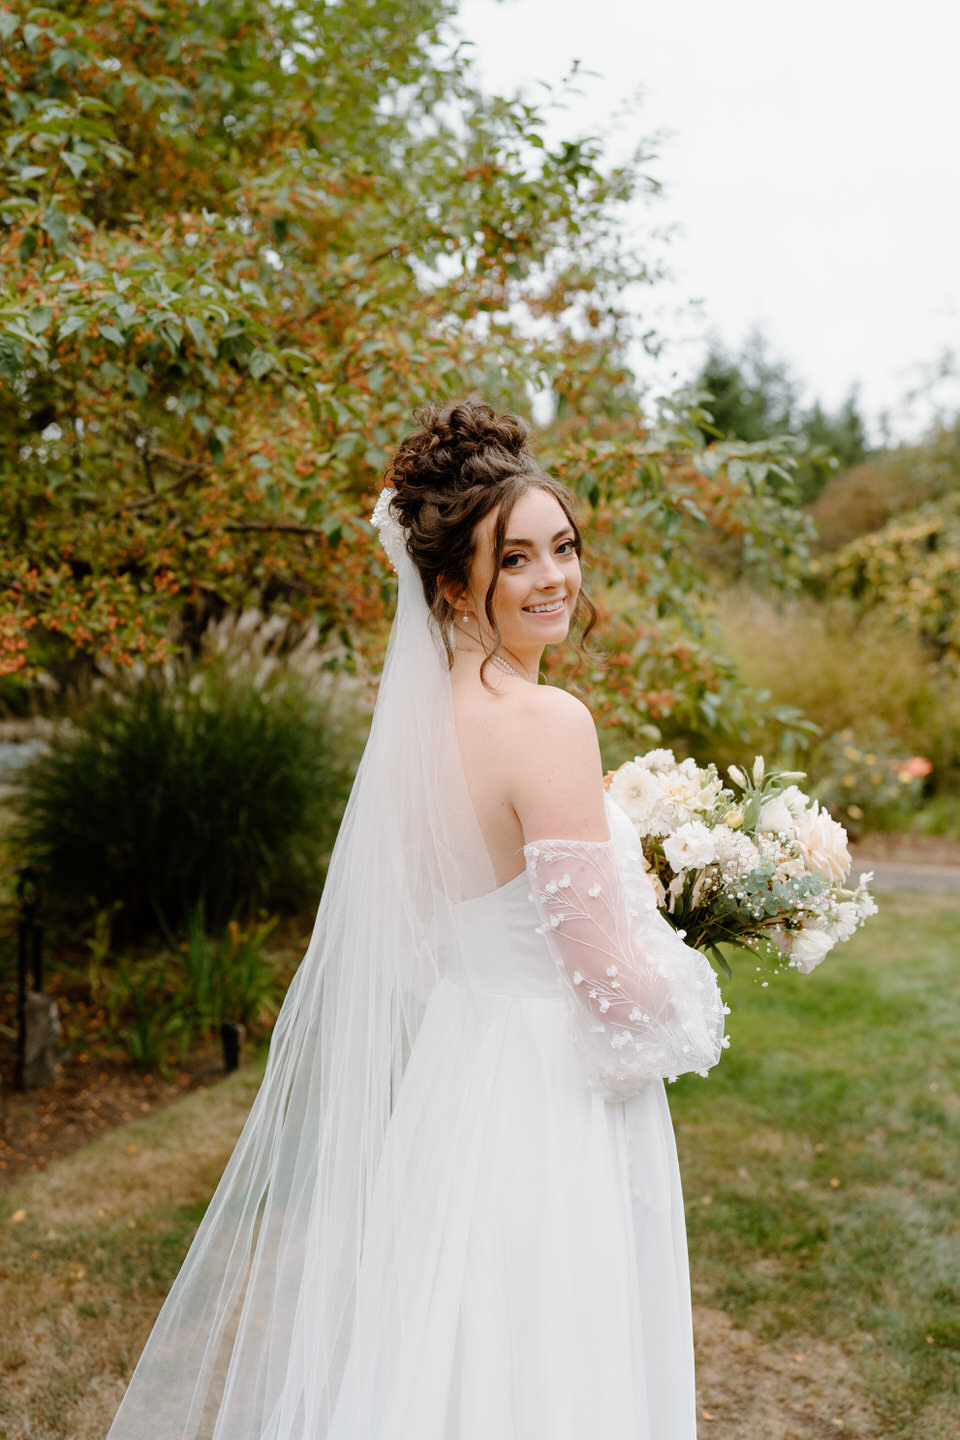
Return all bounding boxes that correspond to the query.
[851,857,960,893]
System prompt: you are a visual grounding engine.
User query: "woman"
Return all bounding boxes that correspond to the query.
[107,401,724,1440]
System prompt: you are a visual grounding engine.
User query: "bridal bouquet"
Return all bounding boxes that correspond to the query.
[605,751,878,975]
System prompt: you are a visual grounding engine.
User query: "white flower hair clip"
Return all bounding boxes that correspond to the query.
[370,487,409,573]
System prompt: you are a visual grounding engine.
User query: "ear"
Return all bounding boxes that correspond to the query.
[439,576,468,612]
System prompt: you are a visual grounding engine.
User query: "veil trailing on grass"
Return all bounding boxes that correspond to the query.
[106,489,496,1439]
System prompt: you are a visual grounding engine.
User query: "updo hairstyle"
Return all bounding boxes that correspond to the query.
[385,400,595,673]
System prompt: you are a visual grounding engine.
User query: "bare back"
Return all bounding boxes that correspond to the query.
[450,648,610,886]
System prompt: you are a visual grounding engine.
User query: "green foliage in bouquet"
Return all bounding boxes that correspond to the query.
[689,861,827,973]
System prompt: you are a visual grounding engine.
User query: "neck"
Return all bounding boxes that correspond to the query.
[456,619,541,683]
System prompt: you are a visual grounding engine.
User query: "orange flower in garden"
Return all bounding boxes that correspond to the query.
[898,756,933,782]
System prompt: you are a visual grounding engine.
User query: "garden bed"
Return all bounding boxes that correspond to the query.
[0,1052,227,1190]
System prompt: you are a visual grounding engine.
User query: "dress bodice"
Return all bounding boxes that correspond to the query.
[447,873,561,999]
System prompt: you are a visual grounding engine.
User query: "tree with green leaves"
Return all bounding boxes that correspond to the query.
[1,0,810,749]
[694,329,870,504]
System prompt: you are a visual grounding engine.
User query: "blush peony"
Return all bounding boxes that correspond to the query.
[794,801,851,886]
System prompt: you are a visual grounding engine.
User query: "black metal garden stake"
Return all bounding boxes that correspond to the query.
[220,1018,241,1073]
[15,865,44,1091]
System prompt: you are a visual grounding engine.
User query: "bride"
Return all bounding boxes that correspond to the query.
[106,401,725,1440]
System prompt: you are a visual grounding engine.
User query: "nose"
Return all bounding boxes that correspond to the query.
[535,551,565,588]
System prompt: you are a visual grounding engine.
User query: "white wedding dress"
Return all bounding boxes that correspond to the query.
[327,798,724,1440]
[105,491,724,1440]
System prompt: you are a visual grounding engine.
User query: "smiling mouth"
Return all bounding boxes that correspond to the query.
[523,598,567,615]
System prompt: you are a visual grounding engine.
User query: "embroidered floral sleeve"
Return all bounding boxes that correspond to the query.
[524,835,727,1101]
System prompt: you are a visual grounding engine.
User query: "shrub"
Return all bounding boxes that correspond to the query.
[808,421,960,551]
[812,491,960,663]
[177,905,282,1032]
[10,662,362,938]
[93,908,285,1072]
[711,589,960,791]
[807,727,931,834]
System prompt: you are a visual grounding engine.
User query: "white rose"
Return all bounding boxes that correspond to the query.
[758,794,797,836]
[794,802,851,886]
[662,820,717,873]
[757,785,809,837]
[780,785,811,820]
[636,748,677,772]
[791,925,836,973]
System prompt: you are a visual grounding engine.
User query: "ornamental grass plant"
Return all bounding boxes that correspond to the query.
[9,661,363,940]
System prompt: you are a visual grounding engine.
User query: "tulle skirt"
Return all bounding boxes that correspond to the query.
[328,976,698,1440]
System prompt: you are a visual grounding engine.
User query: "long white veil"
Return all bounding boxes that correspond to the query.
[106,489,496,1439]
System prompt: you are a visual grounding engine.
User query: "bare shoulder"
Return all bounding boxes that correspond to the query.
[518,681,595,728]
[507,683,608,842]
[488,680,598,755]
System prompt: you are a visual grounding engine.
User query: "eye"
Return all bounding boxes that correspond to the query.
[502,552,526,569]
[556,539,577,556]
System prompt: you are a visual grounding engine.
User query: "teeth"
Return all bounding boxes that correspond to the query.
[524,600,565,613]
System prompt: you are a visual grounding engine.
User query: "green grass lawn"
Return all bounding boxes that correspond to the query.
[671,888,960,1437]
[1,889,957,1438]
[0,1067,264,1440]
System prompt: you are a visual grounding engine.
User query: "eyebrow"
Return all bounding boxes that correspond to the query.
[503,527,575,547]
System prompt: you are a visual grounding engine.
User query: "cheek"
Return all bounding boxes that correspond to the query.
[487,568,522,617]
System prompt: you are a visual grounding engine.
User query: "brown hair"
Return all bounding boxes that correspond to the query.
[386,400,596,678]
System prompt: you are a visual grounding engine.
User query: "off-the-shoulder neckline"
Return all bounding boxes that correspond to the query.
[522,834,614,852]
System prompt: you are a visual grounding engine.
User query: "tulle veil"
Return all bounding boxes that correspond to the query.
[106,489,496,1439]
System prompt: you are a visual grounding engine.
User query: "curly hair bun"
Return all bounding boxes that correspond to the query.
[387,401,534,504]
[380,398,595,670]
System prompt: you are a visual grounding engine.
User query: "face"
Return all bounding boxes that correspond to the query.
[465,486,582,659]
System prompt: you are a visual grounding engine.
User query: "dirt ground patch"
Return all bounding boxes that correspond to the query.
[0,1050,228,1188]
[695,1305,881,1439]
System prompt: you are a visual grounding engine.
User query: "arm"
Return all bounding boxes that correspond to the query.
[511,691,726,1100]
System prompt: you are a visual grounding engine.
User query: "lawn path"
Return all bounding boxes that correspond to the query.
[694,1305,881,1438]
[1,1061,886,1440]
[3,885,955,1438]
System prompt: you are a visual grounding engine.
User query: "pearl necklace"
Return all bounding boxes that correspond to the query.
[458,618,532,682]
[489,651,526,679]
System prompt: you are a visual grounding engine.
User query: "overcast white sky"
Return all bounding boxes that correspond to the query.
[457,0,960,439]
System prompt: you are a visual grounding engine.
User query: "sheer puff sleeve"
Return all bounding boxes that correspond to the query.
[524,831,727,1101]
